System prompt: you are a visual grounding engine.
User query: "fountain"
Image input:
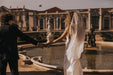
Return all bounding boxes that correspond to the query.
[18,44,113,72]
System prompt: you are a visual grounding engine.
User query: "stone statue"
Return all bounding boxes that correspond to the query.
[88,26,96,47]
[46,18,53,43]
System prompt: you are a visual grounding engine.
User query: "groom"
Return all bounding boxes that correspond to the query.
[0,13,42,75]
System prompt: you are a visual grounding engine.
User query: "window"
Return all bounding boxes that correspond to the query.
[104,17,109,29]
[61,18,65,29]
[58,18,60,29]
[36,16,38,26]
[91,16,99,29]
[55,17,58,30]
[40,19,43,29]
[83,18,87,29]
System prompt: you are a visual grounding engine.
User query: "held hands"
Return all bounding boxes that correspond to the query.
[36,43,50,48]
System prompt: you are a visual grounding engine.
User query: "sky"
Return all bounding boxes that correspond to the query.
[0,0,113,11]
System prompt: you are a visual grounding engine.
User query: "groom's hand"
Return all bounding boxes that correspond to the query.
[38,43,44,48]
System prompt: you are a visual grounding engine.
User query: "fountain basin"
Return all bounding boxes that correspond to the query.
[19,42,113,71]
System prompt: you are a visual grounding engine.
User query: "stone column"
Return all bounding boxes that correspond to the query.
[22,14,26,30]
[33,15,36,27]
[88,9,91,31]
[37,19,40,30]
[43,19,45,29]
[46,16,48,29]
[0,14,1,26]
[17,15,20,27]
[35,16,38,31]
[54,17,56,30]
[44,18,46,29]
[29,12,33,31]
[59,16,61,30]
[109,15,111,29]
[112,16,113,29]
[99,8,102,30]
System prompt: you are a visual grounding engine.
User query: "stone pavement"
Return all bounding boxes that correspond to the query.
[6,71,63,75]
[6,57,113,75]
[6,71,113,75]
[6,55,52,72]
[6,55,63,75]
[6,56,63,75]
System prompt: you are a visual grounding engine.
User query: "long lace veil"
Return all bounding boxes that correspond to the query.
[66,11,85,64]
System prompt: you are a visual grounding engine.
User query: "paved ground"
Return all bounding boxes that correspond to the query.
[6,71,113,75]
[7,71,63,75]
[6,57,113,75]
[6,55,52,72]
[6,56,63,75]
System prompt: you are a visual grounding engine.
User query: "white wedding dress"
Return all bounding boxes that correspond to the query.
[64,11,85,75]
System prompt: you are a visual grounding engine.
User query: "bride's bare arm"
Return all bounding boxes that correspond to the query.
[53,25,69,43]
[47,24,70,45]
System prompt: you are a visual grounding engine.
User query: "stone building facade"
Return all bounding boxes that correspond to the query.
[0,6,113,33]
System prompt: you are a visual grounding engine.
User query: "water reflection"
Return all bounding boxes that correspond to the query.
[81,45,113,69]
[84,50,97,69]
[24,45,113,70]
[26,45,65,67]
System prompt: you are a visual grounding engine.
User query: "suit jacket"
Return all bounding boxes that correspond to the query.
[0,23,37,60]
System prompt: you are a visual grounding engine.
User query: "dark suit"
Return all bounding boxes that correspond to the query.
[0,23,37,75]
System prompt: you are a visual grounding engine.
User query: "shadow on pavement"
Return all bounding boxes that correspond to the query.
[7,70,63,75]
[7,70,113,75]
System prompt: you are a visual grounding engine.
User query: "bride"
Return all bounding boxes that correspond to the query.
[46,10,85,75]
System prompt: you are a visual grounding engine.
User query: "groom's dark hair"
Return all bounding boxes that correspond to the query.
[1,13,14,24]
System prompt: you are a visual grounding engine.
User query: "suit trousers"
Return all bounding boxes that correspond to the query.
[0,54,19,75]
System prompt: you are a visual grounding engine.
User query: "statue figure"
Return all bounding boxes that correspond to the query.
[46,18,53,43]
[88,26,96,47]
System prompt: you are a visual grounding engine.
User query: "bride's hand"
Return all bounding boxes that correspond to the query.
[37,43,43,48]
[37,43,49,48]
